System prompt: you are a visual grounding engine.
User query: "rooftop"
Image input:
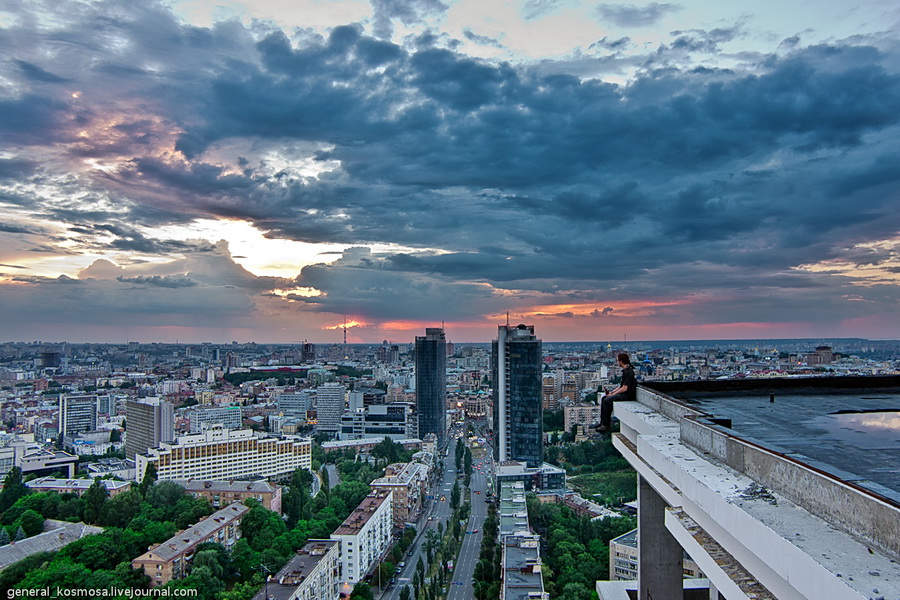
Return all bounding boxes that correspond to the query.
[250,540,338,600]
[0,521,104,570]
[172,479,278,494]
[136,502,249,562]
[649,377,900,504]
[331,491,391,536]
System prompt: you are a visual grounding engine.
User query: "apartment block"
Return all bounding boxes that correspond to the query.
[369,461,429,527]
[250,539,340,600]
[26,476,131,497]
[330,490,393,585]
[132,502,249,587]
[173,479,283,513]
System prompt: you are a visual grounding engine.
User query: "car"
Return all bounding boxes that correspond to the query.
[399,562,405,568]
[473,528,479,533]
[440,495,446,501]
[395,566,402,573]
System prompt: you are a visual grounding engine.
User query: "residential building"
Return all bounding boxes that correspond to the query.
[125,397,174,460]
[330,490,393,586]
[415,327,447,447]
[497,480,548,600]
[494,460,565,492]
[369,461,429,527]
[26,476,131,497]
[174,479,283,513]
[563,403,603,433]
[0,521,104,571]
[597,376,900,600]
[134,427,311,482]
[132,502,249,587]
[320,438,423,454]
[608,528,705,581]
[60,394,97,437]
[250,539,340,600]
[492,324,543,467]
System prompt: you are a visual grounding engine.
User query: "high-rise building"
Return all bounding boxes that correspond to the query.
[492,324,543,467]
[415,328,447,447]
[316,383,346,433]
[60,394,98,437]
[125,398,175,460]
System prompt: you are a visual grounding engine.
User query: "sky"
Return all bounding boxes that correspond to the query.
[0,0,898,344]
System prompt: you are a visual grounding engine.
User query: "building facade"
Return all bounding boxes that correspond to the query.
[173,479,283,513]
[132,502,249,587]
[339,404,411,441]
[135,427,311,482]
[492,324,543,467]
[250,539,340,600]
[60,394,97,437]
[187,405,242,433]
[330,490,394,586]
[415,327,447,447]
[369,461,429,527]
[316,383,346,433]
[125,397,175,460]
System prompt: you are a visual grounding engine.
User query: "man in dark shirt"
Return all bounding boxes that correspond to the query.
[596,352,636,433]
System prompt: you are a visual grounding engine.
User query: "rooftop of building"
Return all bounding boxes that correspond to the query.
[502,533,545,600]
[331,491,391,536]
[26,477,131,491]
[645,376,900,505]
[250,540,338,600]
[0,520,104,570]
[171,479,278,494]
[136,502,249,562]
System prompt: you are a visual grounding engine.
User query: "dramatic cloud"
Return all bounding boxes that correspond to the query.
[595,3,681,28]
[0,0,898,342]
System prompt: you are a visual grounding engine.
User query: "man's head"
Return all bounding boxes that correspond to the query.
[617,352,631,366]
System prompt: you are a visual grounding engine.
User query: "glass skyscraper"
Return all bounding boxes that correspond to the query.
[416,327,447,446]
[492,324,543,468]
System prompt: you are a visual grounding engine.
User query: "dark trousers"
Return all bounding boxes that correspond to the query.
[600,392,627,427]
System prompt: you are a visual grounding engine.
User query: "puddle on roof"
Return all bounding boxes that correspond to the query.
[809,411,900,449]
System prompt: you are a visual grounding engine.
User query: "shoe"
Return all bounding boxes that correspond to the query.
[595,425,609,433]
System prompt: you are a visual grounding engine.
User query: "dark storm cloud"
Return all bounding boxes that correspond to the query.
[0,223,34,234]
[116,274,198,288]
[595,3,681,28]
[1,0,899,332]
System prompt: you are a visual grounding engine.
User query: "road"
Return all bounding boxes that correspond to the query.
[382,421,493,600]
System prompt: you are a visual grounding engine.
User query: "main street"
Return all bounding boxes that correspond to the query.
[381,422,493,600]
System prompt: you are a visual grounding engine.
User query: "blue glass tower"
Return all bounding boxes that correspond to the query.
[492,324,543,468]
[416,328,447,446]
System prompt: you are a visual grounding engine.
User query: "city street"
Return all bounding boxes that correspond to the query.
[382,424,493,600]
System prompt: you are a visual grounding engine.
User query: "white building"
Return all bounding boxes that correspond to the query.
[330,490,393,585]
[134,427,311,482]
[598,378,900,600]
[187,405,242,433]
[250,540,340,600]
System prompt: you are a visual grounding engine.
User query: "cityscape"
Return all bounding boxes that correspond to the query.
[2,0,900,598]
[0,330,898,599]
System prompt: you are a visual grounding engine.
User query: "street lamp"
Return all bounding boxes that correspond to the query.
[257,563,271,600]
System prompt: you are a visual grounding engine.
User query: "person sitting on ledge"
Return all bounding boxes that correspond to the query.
[595,352,636,433]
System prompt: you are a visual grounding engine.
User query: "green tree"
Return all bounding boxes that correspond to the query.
[138,462,157,496]
[0,527,9,545]
[350,582,374,600]
[450,481,460,510]
[240,503,287,552]
[98,490,143,528]
[0,467,29,513]
[400,585,411,600]
[83,478,109,524]
[109,428,121,443]
[17,509,44,537]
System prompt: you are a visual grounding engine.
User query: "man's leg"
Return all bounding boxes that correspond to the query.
[598,392,622,430]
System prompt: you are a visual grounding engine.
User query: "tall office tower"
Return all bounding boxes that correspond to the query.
[277,390,315,417]
[492,324,543,467]
[60,394,98,437]
[416,328,447,447]
[126,397,175,460]
[316,383,346,433]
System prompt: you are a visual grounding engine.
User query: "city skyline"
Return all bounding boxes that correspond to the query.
[1,0,899,344]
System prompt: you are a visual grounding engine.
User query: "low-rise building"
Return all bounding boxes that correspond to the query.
[132,502,249,587]
[174,479,283,513]
[330,490,393,586]
[494,460,565,492]
[369,461,429,527]
[250,540,340,600]
[134,427,311,482]
[26,476,131,497]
